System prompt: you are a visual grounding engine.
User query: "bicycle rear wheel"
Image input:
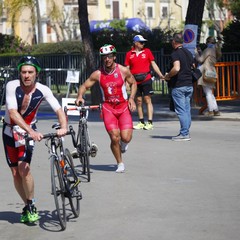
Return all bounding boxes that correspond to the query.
[64,148,81,217]
[80,125,91,182]
[51,156,66,230]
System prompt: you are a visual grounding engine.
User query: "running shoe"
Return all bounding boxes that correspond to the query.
[28,205,39,223]
[20,204,39,223]
[133,122,145,130]
[143,122,153,130]
[116,163,125,173]
[20,206,28,223]
[90,143,98,157]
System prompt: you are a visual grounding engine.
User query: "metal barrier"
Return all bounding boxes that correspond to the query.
[193,62,240,114]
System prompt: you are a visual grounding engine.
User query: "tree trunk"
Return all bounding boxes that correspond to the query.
[35,0,43,43]
[185,0,206,44]
[78,0,102,104]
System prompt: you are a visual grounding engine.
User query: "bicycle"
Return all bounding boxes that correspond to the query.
[64,103,101,182]
[26,123,82,231]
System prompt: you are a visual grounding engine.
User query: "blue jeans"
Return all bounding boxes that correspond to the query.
[172,86,193,136]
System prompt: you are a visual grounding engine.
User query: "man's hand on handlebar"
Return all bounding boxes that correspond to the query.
[57,127,68,137]
[75,97,85,106]
[28,129,43,142]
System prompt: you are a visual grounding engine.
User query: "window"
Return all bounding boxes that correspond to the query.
[113,1,119,19]
[147,7,153,18]
[162,6,168,19]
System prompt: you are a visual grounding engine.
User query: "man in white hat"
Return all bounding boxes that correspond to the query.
[125,35,164,130]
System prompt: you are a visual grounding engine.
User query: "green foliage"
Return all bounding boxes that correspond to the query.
[0,33,32,54]
[109,19,127,31]
[92,28,175,53]
[222,19,240,52]
[31,41,83,54]
[228,0,240,19]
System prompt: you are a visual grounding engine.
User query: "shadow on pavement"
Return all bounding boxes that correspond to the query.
[0,211,21,224]
[90,164,116,172]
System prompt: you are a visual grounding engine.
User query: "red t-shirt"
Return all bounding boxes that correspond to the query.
[125,47,154,83]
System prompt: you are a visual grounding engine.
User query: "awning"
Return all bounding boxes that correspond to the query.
[90,18,150,32]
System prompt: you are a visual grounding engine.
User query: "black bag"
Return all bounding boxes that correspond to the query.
[181,48,202,83]
[192,67,202,83]
[133,72,149,82]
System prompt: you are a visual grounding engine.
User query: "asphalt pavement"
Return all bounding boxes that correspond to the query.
[0,96,240,240]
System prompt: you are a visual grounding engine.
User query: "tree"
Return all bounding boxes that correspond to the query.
[78,0,102,104]
[206,0,226,35]
[4,0,42,44]
[185,0,206,44]
[227,0,240,19]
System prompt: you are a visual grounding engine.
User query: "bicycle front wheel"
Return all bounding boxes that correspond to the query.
[64,148,81,217]
[51,156,66,230]
[81,125,91,182]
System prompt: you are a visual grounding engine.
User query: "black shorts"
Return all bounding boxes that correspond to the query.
[136,79,154,97]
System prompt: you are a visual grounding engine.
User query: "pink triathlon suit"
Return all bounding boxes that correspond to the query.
[99,64,133,132]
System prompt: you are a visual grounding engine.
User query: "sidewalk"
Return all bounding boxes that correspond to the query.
[150,96,240,121]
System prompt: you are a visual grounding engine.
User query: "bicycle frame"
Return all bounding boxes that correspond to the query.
[25,123,80,230]
[43,130,81,200]
[65,104,101,182]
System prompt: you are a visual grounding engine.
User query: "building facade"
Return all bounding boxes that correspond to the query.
[0,0,232,45]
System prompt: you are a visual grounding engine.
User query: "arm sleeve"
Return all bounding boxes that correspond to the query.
[5,80,18,110]
[147,49,155,62]
[39,84,61,112]
[124,52,130,66]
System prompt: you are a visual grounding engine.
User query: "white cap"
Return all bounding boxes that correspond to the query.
[133,35,148,42]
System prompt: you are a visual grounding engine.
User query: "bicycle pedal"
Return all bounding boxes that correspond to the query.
[73,179,81,188]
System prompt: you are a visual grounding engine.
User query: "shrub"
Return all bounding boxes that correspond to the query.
[31,41,84,54]
[0,33,32,54]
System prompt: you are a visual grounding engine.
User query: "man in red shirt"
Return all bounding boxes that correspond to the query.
[125,35,164,130]
[76,44,137,173]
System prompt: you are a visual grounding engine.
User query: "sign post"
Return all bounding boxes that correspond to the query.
[183,24,198,56]
[65,70,80,98]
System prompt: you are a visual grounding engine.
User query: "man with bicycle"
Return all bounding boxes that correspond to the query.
[75,44,137,173]
[2,56,67,223]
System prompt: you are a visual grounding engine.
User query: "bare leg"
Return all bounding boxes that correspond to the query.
[108,129,122,164]
[120,129,133,144]
[143,95,153,121]
[13,161,35,204]
[11,167,27,204]
[136,96,144,120]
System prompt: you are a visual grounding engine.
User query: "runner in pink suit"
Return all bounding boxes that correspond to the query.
[76,44,137,173]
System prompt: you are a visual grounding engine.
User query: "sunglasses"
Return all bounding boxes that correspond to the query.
[102,54,114,60]
[139,42,145,45]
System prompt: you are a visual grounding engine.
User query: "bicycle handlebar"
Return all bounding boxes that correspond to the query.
[25,131,72,141]
[65,104,101,111]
